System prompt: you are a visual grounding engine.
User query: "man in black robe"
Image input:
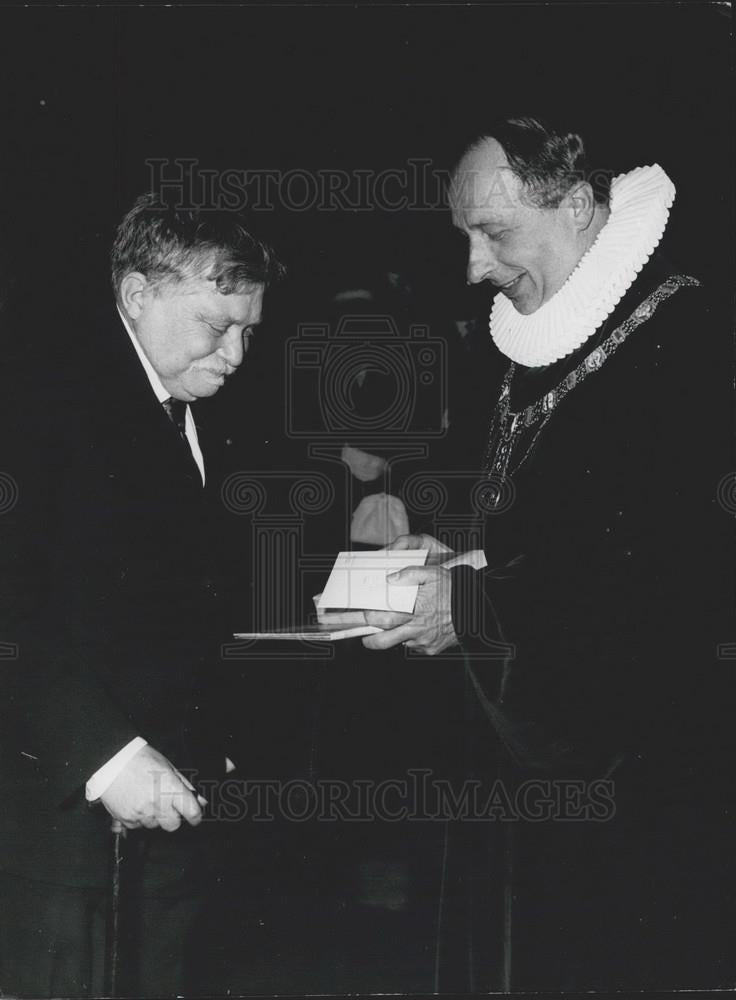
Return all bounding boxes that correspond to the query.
[362,117,734,990]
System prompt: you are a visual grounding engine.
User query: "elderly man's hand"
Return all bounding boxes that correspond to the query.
[387,532,454,567]
[362,565,459,656]
[99,745,207,833]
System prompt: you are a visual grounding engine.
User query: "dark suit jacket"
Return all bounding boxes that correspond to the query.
[0,303,246,887]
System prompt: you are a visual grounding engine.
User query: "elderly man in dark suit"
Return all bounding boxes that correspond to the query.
[0,195,283,996]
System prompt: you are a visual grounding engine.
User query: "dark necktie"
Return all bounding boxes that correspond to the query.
[162,397,188,442]
[162,397,204,483]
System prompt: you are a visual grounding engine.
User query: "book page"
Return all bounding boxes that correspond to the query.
[316,549,429,614]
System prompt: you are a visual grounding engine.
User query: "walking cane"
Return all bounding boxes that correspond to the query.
[106,818,125,997]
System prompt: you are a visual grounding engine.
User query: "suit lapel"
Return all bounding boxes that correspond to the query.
[88,309,206,493]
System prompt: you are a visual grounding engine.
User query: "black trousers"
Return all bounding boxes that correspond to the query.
[0,823,221,997]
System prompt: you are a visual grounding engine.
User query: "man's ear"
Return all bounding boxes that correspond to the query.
[119,272,150,320]
[565,181,596,231]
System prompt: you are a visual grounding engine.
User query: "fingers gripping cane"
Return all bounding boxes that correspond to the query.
[106,819,125,996]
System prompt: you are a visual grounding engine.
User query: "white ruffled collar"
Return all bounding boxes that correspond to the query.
[489,164,676,367]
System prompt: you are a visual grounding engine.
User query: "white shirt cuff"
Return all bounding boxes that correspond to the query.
[85,737,148,802]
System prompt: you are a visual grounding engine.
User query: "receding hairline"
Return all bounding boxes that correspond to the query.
[457,135,509,170]
[449,137,522,198]
[449,139,529,219]
[450,117,612,210]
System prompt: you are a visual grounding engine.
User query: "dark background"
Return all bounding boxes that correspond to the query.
[0,3,733,299]
[0,6,732,994]
[0,3,732,466]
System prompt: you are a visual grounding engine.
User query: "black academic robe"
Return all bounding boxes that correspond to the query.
[0,304,246,888]
[446,252,735,989]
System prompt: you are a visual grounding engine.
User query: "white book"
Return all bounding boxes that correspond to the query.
[233,548,487,642]
[316,549,429,614]
[233,623,381,642]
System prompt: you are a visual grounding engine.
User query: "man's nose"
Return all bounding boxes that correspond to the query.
[218,328,245,369]
[467,234,499,285]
